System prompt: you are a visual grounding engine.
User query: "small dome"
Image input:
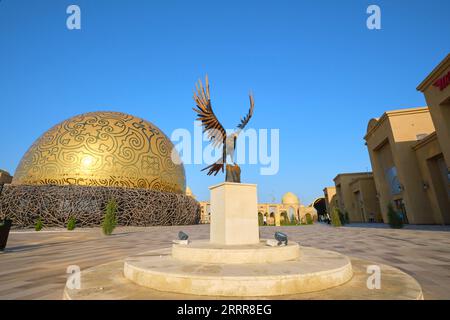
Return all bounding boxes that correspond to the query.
[282,192,300,205]
[0,169,13,184]
[186,186,195,198]
[0,169,11,176]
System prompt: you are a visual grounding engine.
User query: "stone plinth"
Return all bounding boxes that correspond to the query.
[209,182,259,245]
[123,246,353,297]
[64,252,423,300]
[172,240,300,264]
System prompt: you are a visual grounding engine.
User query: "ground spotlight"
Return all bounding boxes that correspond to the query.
[178,231,189,241]
[274,231,288,246]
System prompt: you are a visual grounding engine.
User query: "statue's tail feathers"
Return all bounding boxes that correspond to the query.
[201,159,224,176]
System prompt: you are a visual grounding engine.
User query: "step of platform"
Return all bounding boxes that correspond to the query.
[123,246,353,296]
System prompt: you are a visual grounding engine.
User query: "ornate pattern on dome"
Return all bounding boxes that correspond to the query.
[12,111,185,193]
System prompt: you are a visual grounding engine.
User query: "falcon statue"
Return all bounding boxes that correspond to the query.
[192,75,254,176]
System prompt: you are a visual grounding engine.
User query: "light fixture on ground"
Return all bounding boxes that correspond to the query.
[274,232,288,246]
[178,231,189,241]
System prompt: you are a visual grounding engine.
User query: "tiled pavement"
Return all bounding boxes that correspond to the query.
[1,223,449,300]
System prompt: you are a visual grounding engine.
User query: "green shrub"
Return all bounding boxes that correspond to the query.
[281,215,299,226]
[258,213,264,226]
[102,198,118,235]
[67,217,76,231]
[387,203,404,229]
[331,208,342,227]
[280,219,292,226]
[35,218,43,231]
[344,211,350,224]
[305,213,313,225]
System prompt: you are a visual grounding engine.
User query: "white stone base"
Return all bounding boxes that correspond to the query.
[64,251,423,300]
[123,246,353,297]
[172,239,189,245]
[209,182,259,245]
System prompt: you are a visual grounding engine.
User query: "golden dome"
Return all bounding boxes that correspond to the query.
[282,192,300,205]
[12,111,186,193]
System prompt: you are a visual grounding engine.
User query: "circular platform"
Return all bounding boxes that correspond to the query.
[172,240,300,264]
[123,246,353,296]
[63,248,423,300]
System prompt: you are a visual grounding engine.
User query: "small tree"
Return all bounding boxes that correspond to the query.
[280,217,291,226]
[331,208,342,227]
[67,217,76,231]
[102,198,118,235]
[305,213,313,225]
[387,203,403,229]
[258,213,264,226]
[35,218,43,231]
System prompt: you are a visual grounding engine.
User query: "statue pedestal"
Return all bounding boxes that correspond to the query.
[65,180,422,300]
[209,182,259,245]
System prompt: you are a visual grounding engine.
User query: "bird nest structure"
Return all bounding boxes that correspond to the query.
[0,184,200,228]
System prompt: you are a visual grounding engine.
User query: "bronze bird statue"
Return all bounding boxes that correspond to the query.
[192,75,254,178]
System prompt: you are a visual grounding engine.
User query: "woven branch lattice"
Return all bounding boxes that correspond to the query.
[0,184,200,228]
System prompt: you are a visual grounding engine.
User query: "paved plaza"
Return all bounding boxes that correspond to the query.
[1,223,450,300]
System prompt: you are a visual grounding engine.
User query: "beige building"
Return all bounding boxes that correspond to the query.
[198,191,318,225]
[418,54,450,168]
[333,173,380,223]
[199,200,211,224]
[349,175,382,222]
[258,192,318,226]
[412,132,450,224]
[186,187,212,224]
[0,170,12,185]
[364,106,449,224]
[324,55,450,226]
[323,186,337,218]
[415,54,450,224]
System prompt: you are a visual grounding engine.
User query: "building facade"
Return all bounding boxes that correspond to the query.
[417,54,450,168]
[0,170,13,185]
[415,54,450,224]
[323,186,337,218]
[199,200,211,224]
[411,132,450,224]
[333,173,380,223]
[364,101,450,225]
[324,55,450,226]
[348,175,382,222]
[198,191,318,225]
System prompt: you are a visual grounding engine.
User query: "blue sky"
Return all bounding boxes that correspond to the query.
[0,0,449,204]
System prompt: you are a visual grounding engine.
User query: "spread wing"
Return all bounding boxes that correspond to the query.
[192,75,227,149]
[236,92,254,131]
